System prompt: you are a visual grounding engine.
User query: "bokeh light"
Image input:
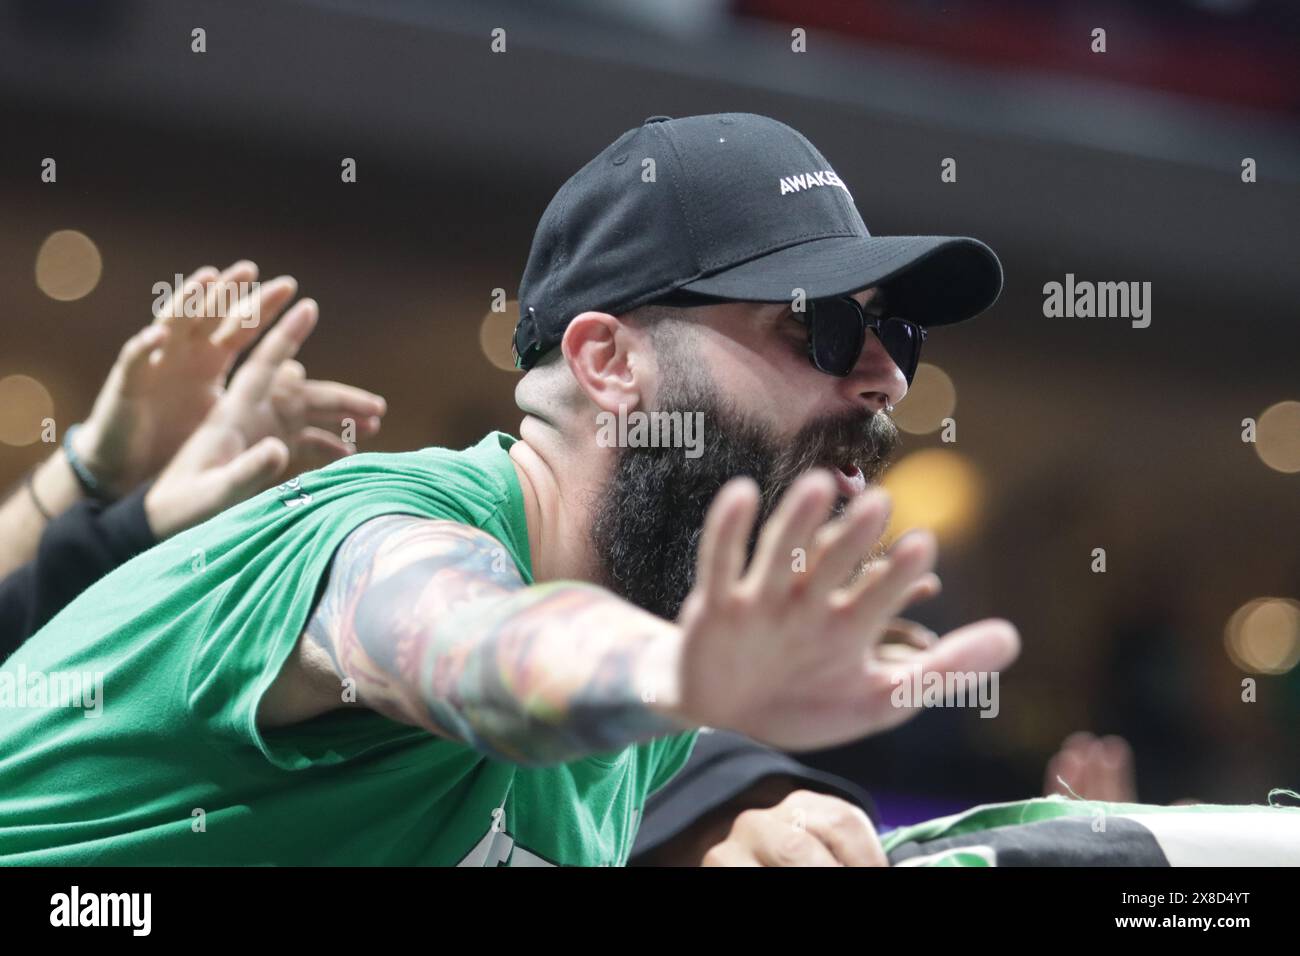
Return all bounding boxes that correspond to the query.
[891,362,956,435]
[1255,400,1300,474]
[479,300,520,372]
[1224,597,1300,675]
[0,375,55,446]
[880,448,984,545]
[35,229,103,301]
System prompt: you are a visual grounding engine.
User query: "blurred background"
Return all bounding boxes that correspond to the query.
[1,0,1297,819]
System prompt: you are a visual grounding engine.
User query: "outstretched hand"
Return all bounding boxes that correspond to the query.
[675,472,1020,751]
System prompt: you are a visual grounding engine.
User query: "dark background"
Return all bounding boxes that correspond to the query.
[2,0,1298,820]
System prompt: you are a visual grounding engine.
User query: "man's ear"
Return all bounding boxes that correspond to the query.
[561,311,650,415]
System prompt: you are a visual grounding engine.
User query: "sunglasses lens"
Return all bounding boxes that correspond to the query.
[876,319,922,383]
[809,298,864,376]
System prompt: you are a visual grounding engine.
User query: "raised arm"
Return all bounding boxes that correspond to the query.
[265,514,690,766]
[263,471,1021,766]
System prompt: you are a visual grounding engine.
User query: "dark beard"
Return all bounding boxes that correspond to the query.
[589,379,898,620]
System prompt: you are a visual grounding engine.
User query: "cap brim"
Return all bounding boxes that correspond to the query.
[678,234,1003,327]
[629,749,878,859]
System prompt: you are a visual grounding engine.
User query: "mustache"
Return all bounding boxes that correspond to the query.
[760,409,899,513]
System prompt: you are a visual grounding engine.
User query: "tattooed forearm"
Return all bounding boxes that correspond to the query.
[305,515,688,765]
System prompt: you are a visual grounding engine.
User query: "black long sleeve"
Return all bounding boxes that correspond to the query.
[0,486,156,661]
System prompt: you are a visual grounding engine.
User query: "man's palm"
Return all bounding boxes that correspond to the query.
[676,474,1020,751]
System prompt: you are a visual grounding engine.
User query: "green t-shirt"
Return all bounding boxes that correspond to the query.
[0,432,697,866]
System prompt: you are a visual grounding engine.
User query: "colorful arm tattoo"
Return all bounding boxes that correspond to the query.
[305,515,689,765]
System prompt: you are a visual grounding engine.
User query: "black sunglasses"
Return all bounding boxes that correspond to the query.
[792,295,927,383]
[646,289,927,383]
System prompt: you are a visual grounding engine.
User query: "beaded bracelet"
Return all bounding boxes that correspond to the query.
[62,423,110,501]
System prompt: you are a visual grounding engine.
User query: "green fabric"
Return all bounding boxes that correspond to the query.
[881,794,1292,852]
[882,795,1300,866]
[0,432,696,866]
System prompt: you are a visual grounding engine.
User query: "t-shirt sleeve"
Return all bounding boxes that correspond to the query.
[180,449,514,771]
[645,730,700,796]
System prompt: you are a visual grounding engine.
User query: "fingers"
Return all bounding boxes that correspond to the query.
[296,380,387,430]
[1045,732,1137,802]
[741,470,836,599]
[874,616,939,664]
[691,477,760,602]
[210,435,290,501]
[729,806,841,867]
[1097,735,1137,802]
[882,617,938,650]
[227,298,319,402]
[700,843,760,867]
[837,529,939,638]
[778,791,887,867]
[255,298,318,365]
[200,260,259,332]
[303,414,381,439]
[154,266,220,323]
[153,262,303,363]
[272,367,383,436]
[1047,733,1106,798]
[721,792,885,867]
[803,488,892,601]
[900,572,942,609]
[882,618,1021,690]
[867,618,1018,735]
[842,538,935,598]
[294,426,355,460]
[211,274,299,352]
[275,359,307,384]
[114,324,169,391]
[1045,743,1084,798]
[151,432,291,538]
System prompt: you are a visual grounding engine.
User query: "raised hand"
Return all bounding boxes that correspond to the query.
[142,294,386,540]
[73,261,301,496]
[675,471,1020,751]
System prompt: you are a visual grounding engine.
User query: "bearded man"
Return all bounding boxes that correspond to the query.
[0,113,1018,866]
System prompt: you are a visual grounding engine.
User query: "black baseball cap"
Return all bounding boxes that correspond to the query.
[629,730,879,860]
[514,112,1003,369]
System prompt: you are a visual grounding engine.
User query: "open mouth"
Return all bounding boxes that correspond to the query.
[826,458,867,498]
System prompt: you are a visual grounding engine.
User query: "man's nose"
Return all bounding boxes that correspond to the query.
[839,332,908,412]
